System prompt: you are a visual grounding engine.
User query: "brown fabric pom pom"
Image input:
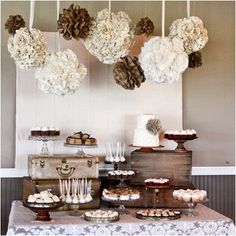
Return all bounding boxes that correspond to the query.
[188,51,202,69]
[146,119,162,135]
[135,17,154,35]
[5,15,25,34]
[113,56,146,90]
[57,4,93,40]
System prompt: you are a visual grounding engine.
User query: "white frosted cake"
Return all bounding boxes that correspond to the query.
[133,114,160,147]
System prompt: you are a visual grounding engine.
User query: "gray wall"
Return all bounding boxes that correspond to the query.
[1,1,235,167]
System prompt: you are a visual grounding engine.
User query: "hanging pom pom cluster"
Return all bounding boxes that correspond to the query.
[169,16,208,55]
[84,8,134,64]
[5,0,209,94]
[113,56,145,90]
[57,4,93,40]
[35,49,87,96]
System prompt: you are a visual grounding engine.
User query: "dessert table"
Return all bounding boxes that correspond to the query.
[7,201,235,236]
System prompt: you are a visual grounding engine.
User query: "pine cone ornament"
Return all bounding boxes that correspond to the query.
[113,56,146,90]
[57,4,93,40]
[5,15,25,34]
[135,17,154,35]
[146,119,162,135]
[188,51,202,68]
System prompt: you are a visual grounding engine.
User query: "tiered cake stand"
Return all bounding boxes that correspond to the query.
[104,172,139,214]
[64,143,98,156]
[28,136,60,156]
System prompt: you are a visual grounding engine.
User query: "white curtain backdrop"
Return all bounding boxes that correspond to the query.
[15,33,183,169]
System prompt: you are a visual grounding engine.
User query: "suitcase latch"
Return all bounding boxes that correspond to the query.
[40,160,45,168]
[87,160,92,168]
[56,159,75,177]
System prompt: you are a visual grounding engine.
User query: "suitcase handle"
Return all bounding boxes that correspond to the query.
[56,166,75,177]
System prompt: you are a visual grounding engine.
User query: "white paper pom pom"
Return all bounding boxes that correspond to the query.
[169,16,208,54]
[7,27,49,69]
[35,49,87,96]
[139,37,188,84]
[84,8,134,64]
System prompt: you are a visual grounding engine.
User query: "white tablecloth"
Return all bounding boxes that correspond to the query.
[7,201,235,236]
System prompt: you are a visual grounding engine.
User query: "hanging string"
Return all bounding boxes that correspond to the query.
[108,0,111,15]
[29,0,35,31]
[144,1,147,17]
[187,0,190,18]
[161,0,165,38]
[57,0,61,51]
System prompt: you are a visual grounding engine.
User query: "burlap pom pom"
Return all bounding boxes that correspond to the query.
[5,15,25,34]
[135,17,154,35]
[146,119,162,135]
[57,4,93,40]
[113,56,145,90]
[188,51,202,69]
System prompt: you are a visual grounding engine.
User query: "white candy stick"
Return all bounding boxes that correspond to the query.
[108,143,112,158]
[72,179,75,196]
[123,143,125,157]
[68,178,71,194]
[59,179,62,196]
[116,142,119,157]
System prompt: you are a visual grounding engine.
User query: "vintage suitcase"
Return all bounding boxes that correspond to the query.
[23,177,101,210]
[131,149,192,187]
[28,154,99,180]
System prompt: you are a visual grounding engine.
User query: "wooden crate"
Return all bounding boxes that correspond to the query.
[23,177,101,210]
[131,149,192,187]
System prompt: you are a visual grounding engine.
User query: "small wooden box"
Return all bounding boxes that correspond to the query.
[131,149,192,187]
[28,154,99,180]
[23,177,101,210]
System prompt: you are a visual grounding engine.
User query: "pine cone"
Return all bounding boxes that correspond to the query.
[146,119,162,135]
[57,4,93,40]
[188,51,202,68]
[113,56,146,90]
[135,17,154,35]
[5,15,25,34]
